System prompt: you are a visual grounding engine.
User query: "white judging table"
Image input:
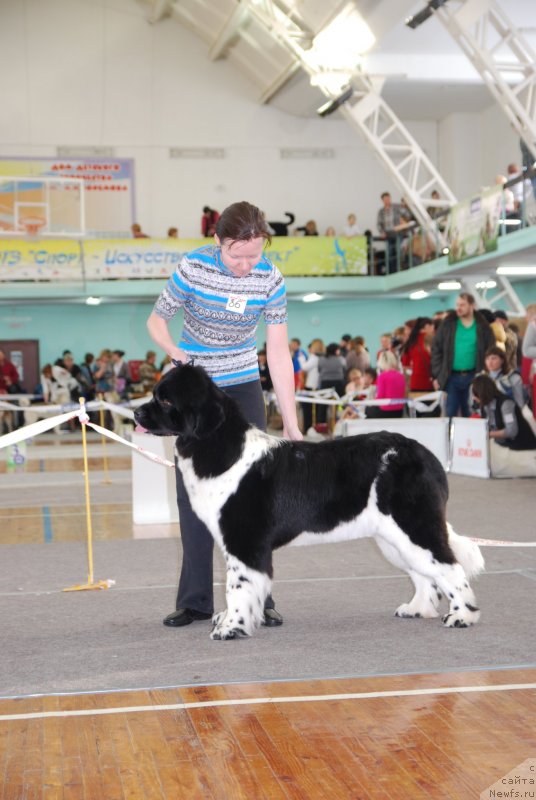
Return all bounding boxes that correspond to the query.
[341,417,450,470]
[131,433,179,524]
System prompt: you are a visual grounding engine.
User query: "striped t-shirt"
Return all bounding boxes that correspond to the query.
[153,245,287,387]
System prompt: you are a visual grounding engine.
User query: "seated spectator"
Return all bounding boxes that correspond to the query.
[201,206,220,237]
[325,226,336,236]
[94,350,114,395]
[345,368,364,395]
[167,227,179,238]
[38,364,58,404]
[52,358,80,402]
[131,223,149,239]
[295,220,319,236]
[482,346,525,408]
[0,349,21,395]
[362,367,377,397]
[366,351,406,418]
[342,214,361,237]
[139,350,159,393]
[471,374,536,477]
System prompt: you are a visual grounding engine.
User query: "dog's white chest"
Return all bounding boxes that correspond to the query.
[177,430,278,546]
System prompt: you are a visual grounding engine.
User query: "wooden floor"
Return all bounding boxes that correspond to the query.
[2,432,536,798]
[0,668,534,799]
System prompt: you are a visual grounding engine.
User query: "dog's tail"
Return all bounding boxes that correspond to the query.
[447,523,485,578]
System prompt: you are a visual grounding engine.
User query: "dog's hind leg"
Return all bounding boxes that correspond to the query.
[375,538,442,619]
[394,571,442,619]
[210,554,271,641]
[433,562,481,628]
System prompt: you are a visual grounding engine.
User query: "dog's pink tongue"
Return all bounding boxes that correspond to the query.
[134,424,148,433]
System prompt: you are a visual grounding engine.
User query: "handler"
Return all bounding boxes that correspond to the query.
[146,201,302,628]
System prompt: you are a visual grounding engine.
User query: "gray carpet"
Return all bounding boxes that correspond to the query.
[0,475,535,697]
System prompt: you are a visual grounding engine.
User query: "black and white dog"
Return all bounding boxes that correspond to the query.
[135,364,484,641]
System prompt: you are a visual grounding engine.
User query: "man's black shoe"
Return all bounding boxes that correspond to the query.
[262,608,283,627]
[163,608,213,627]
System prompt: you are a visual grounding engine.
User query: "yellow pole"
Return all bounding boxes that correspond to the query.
[63,398,110,591]
[98,392,112,484]
[80,397,94,584]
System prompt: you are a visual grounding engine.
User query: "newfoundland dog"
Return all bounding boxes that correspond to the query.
[135,364,484,640]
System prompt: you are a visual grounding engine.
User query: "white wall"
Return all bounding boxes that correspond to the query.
[0,0,439,237]
[0,0,527,230]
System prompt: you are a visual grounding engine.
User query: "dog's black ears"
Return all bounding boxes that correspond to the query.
[181,398,226,441]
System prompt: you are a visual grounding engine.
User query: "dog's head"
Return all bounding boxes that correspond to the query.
[134,363,226,442]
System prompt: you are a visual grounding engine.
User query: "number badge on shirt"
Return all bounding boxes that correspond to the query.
[226,295,248,315]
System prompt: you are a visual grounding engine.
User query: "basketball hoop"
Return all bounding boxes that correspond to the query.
[18,215,47,239]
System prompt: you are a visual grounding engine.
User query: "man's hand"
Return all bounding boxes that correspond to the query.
[432,379,440,391]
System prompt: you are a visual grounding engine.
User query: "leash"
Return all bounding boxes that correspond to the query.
[2,408,535,548]
[467,537,536,547]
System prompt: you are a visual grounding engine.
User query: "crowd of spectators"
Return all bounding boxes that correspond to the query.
[2,299,535,476]
[255,297,536,474]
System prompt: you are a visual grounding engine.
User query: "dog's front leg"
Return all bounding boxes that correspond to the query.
[211,555,271,641]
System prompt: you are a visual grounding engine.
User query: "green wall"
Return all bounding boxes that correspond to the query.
[0,279,534,375]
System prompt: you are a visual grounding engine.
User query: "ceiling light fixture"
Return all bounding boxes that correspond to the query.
[302,292,323,303]
[437,281,461,290]
[86,296,102,305]
[475,280,497,289]
[410,290,429,300]
[497,266,536,275]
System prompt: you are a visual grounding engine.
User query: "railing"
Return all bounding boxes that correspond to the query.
[366,166,536,275]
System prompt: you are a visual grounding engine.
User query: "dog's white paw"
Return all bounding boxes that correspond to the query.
[210,611,250,641]
[442,606,480,628]
[395,602,439,619]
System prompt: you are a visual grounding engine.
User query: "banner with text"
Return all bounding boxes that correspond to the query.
[0,236,368,280]
[0,156,135,236]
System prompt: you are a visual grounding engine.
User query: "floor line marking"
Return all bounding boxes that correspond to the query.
[1,682,535,722]
[42,506,53,544]
[0,568,532,598]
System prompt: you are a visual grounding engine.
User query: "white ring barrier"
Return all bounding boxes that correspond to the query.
[1,405,534,547]
[341,417,450,470]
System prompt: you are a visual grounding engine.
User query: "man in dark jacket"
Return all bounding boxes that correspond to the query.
[431,292,495,417]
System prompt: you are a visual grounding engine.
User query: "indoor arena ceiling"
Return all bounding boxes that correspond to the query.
[137,0,536,121]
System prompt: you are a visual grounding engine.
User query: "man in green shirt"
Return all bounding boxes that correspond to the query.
[431,293,495,416]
